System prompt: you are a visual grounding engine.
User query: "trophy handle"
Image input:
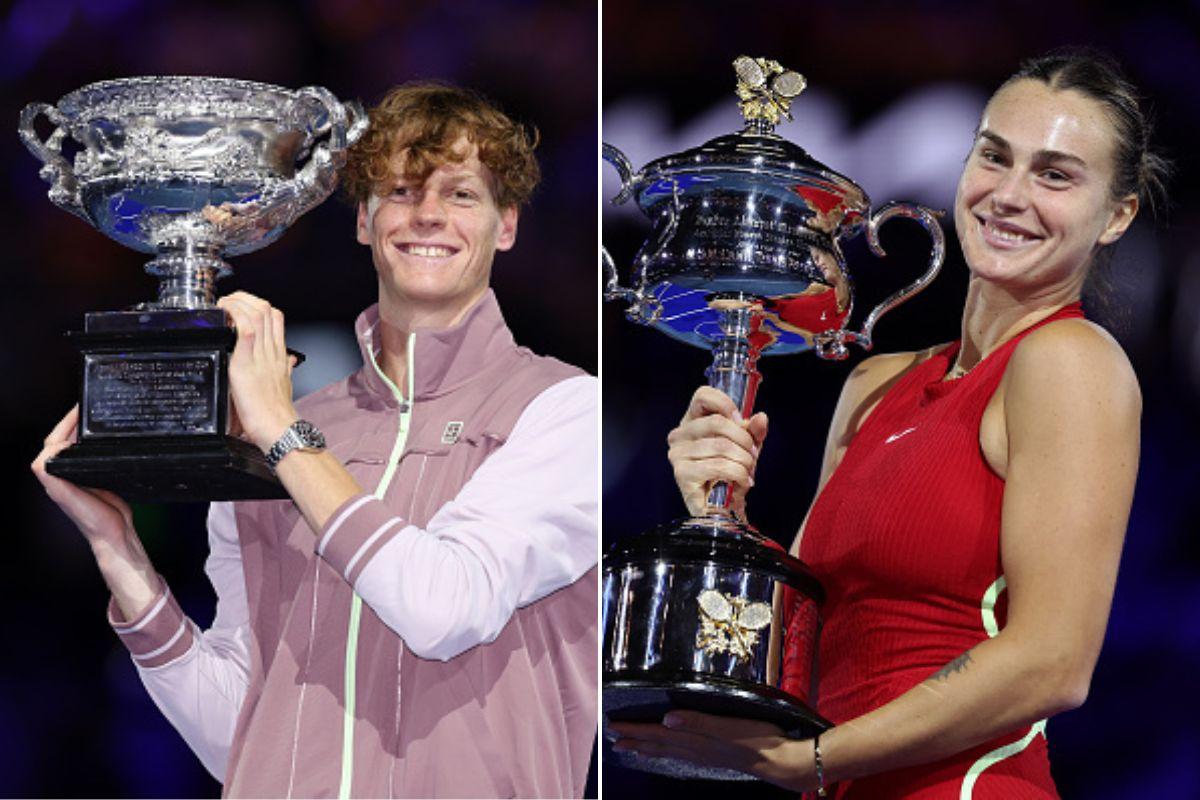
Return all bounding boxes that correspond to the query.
[816,202,945,359]
[221,88,367,233]
[602,142,635,206]
[18,102,88,222]
[861,202,945,345]
[601,143,667,325]
[602,246,637,303]
[287,86,368,218]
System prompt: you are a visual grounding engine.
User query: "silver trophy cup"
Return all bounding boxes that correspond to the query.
[602,57,946,779]
[21,76,367,501]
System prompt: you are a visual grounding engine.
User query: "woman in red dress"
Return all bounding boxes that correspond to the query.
[610,50,1169,798]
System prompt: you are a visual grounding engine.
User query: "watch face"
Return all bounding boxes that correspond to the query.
[267,420,326,468]
[294,420,327,449]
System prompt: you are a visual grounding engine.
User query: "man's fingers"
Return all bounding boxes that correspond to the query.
[43,405,80,448]
[31,438,74,479]
[217,294,288,362]
[217,297,255,348]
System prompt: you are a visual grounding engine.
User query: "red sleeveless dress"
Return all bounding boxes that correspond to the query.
[794,303,1085,799]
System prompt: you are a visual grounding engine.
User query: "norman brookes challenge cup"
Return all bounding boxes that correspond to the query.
[602,56,946,780]
[21,76,367,501]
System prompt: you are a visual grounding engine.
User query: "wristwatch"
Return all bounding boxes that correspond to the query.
[265,419,327,469]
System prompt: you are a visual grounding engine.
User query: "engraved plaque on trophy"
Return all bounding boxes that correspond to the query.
[20,77,367,501]
[602,57,947,779]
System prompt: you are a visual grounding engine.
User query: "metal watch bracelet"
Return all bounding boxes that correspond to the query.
[264,419,326,469]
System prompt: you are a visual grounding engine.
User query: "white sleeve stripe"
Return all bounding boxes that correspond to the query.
[132,618,189,662]
[343,518,406,577]
[113,587,171,635]
[317,495,375,556]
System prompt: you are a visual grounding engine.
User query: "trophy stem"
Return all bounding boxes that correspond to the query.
[145,243,231,309]
[704,299,765,511]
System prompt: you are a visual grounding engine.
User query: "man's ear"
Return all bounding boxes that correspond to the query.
[1099,193,1139,246]
[356,199,373,245]
[495,206,518,252]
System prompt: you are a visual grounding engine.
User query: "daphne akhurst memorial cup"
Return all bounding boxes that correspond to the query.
[602,56,947,779]
[21,76,367,501]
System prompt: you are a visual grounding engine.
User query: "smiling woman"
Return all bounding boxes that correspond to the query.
[617,47,1171,799]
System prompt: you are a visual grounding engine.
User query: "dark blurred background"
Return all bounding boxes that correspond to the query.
[602,1,1199,798]
[2,0,596,797]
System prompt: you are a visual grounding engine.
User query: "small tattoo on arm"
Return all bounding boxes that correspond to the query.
[930,649,974,682]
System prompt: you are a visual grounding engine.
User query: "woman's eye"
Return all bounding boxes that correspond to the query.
[390,186,412,199]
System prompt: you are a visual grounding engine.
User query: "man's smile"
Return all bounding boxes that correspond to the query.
[396,243,460,258]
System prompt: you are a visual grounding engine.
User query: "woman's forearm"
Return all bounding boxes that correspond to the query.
[784,630,1083,789]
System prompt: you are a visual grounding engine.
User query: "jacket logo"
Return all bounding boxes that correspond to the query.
[441,421,464,444]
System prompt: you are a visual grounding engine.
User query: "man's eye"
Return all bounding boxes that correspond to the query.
[1040,169,1070,183]
[451,189,478,202]
[979,148,1004,164]
[390,186,413,199]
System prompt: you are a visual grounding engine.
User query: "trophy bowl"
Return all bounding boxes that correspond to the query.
[603,56,946,780]
[21,76,367,501]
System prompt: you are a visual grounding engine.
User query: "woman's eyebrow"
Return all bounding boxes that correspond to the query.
[978,129,1088,168]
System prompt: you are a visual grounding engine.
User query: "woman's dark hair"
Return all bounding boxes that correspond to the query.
[1000,47,1172,326]
[1002,47,1170,217]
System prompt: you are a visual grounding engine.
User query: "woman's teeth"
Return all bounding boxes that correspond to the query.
[985,219,1034,244]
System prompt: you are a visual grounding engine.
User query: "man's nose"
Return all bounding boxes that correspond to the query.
[412,191,448,225]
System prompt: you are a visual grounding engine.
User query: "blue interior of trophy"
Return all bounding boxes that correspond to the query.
[641,281,815,355]
[82,179,285,255]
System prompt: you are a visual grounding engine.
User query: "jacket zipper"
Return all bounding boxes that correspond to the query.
[338,332,415,799]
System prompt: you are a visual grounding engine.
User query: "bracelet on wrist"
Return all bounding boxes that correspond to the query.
[814,732,827,797]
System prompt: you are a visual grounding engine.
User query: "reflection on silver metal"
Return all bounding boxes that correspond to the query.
[602,514,828,781]
[601,57,943,780]
[602,57,944,360]
[604,552,798,687]
[20,77,368,309]
[703,299,764,510]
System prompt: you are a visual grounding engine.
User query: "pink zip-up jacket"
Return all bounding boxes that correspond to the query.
[107,291,598,798]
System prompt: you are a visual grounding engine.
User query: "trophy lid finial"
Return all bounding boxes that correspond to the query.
[733,56,806,133]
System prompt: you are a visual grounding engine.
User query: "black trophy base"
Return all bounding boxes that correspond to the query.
[46,435,287,502]
[604,675,831,781]
[53,307,291,502]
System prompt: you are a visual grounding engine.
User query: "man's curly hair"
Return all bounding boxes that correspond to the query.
[342,81,540,209]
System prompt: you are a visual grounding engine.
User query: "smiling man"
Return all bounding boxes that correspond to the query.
[34,82,597,798]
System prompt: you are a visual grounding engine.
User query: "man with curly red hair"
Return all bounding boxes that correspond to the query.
[34,82,598,797]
